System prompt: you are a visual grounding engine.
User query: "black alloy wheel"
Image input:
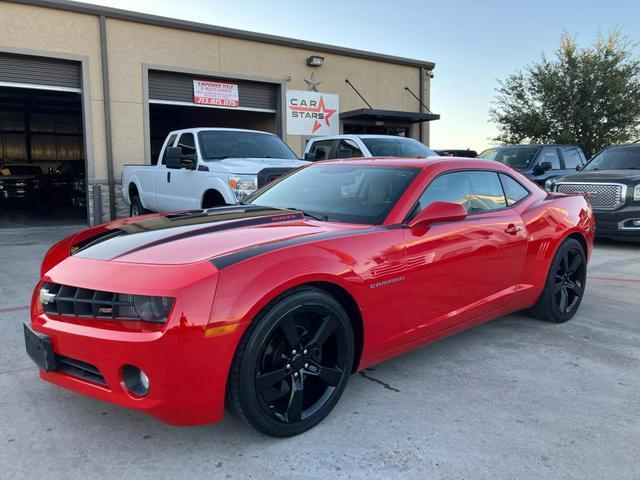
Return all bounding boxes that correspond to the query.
[130,195,148,217]
[531,238,587,323]
[227,288,354,437]
[554,247,585,314]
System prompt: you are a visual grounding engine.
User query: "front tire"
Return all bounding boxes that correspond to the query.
[130,195,149,217]
[226,288,354,437]
[530,238,587,323]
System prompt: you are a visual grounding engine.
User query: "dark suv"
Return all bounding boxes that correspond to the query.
[547,143,640,241]
[477,144,587,187]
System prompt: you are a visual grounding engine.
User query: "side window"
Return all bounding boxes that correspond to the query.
[308,140,333,161]
[538,147,561,170]
[562,148,583,169]
[335,139,363,159]
[416,171,507,215]
[160,134,177,165]
[177,133,196,156]
[499,173,530,206]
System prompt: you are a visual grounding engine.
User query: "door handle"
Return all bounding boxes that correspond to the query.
[167,171,171,183]
[504,224,522,235]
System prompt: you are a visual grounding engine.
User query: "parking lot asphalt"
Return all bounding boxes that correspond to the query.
[1,225,638,479]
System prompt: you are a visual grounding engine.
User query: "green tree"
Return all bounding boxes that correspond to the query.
[490,32,640,157]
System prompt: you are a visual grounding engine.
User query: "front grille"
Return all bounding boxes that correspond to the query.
[55,354,107,386]
[42,282,138,320]
[555,183,625,210]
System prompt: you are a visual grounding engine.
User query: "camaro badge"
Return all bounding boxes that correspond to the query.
[39,288,56,305]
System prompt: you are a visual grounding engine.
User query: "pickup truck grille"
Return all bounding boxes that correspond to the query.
[41,282,138,320]
[555,183,625,210]
[257,168,293,188]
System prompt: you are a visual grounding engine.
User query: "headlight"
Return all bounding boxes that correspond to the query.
[634,184,640,201]
[133,295,175,323]
[228,174,258,201]
[544,178,556,192]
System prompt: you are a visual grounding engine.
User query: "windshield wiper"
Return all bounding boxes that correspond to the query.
[205,156,229,160]
[286,207,328,221]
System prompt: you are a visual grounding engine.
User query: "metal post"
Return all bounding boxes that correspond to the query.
[99,15,116,220]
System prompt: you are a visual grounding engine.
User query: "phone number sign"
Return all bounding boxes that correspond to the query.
[193,80,240,107]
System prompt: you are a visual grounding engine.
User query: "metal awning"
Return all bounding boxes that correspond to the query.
[340,108,440,123]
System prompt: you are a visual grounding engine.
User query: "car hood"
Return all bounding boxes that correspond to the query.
[0,174,39,181]
[555,170,640,183]
[212,157,308,174]
[69,205,366,265]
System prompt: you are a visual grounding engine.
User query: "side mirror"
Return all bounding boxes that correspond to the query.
[165,147,182,169]
[575,164,582,171]
[408,201,468,228]
[535,161,553,174]
[303,152,314,161]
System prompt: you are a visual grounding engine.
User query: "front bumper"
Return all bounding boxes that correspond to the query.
[26,256,244,426]
[594,205,640,239]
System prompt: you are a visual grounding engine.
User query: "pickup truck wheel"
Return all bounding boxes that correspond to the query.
[130,195,149,217]
[227,288,354,437]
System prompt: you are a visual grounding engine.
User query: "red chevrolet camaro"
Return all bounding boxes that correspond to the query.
[25,158,594,437]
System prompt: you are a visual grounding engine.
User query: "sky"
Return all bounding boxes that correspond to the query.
[82,0,640,152]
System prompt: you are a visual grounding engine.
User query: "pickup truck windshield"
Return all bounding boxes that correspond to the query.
[478,146,540,169]
[584,145,640,170]
[361,137,437,157]
[198,131,298,160]
[248,164,419,225]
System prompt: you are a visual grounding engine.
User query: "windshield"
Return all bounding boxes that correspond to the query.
[361,137,437,157]
[478,146,540,169]
[584,145,640,170]
[0,165,42,176]
[248,164,419,225]
[56,161,83,175]
[198,131,298,160]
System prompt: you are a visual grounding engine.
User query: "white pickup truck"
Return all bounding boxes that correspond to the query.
[122,128,307,215]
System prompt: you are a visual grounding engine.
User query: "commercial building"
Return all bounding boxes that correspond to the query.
[0,0,438,226]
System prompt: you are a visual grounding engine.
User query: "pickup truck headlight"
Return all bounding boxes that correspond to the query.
[228,174,258,201]
[544,178,556,192]
[634,184,640,201]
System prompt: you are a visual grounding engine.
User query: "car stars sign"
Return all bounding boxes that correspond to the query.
[286,90,339,136]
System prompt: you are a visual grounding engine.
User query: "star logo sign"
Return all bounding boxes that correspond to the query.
[288,96,337,134]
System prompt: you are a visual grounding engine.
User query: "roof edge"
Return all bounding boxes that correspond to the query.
[8,0,436,69]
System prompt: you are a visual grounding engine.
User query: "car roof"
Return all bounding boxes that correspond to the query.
[310,134,419,141]
[313,156,502,170]
[482,144,578,149]
[170,127,276,136]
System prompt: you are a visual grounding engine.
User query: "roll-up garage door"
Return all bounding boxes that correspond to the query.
[0,53,81,92]
[148,70,276,112]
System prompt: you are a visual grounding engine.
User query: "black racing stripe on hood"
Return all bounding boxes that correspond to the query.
[72,206,302,261]
[210,226,386,270]
[115,211,304,258]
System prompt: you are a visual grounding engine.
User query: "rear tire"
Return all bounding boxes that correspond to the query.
[130,195,149,217]
[226,287,354,437]
[530,238,587,323]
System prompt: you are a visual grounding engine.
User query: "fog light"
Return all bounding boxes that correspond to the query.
[122,364,150,397]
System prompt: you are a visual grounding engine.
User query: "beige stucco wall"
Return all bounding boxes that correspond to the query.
[0,2,107,180]
[1,2,433,219]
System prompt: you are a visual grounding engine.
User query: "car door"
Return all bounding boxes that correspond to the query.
[559,147,585,173]
[306,139,335,161]
[152,133,177,211]
[400,170,527,342]
[154,132,200,211]
[334,139,364,159]
[531,147,562,186]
